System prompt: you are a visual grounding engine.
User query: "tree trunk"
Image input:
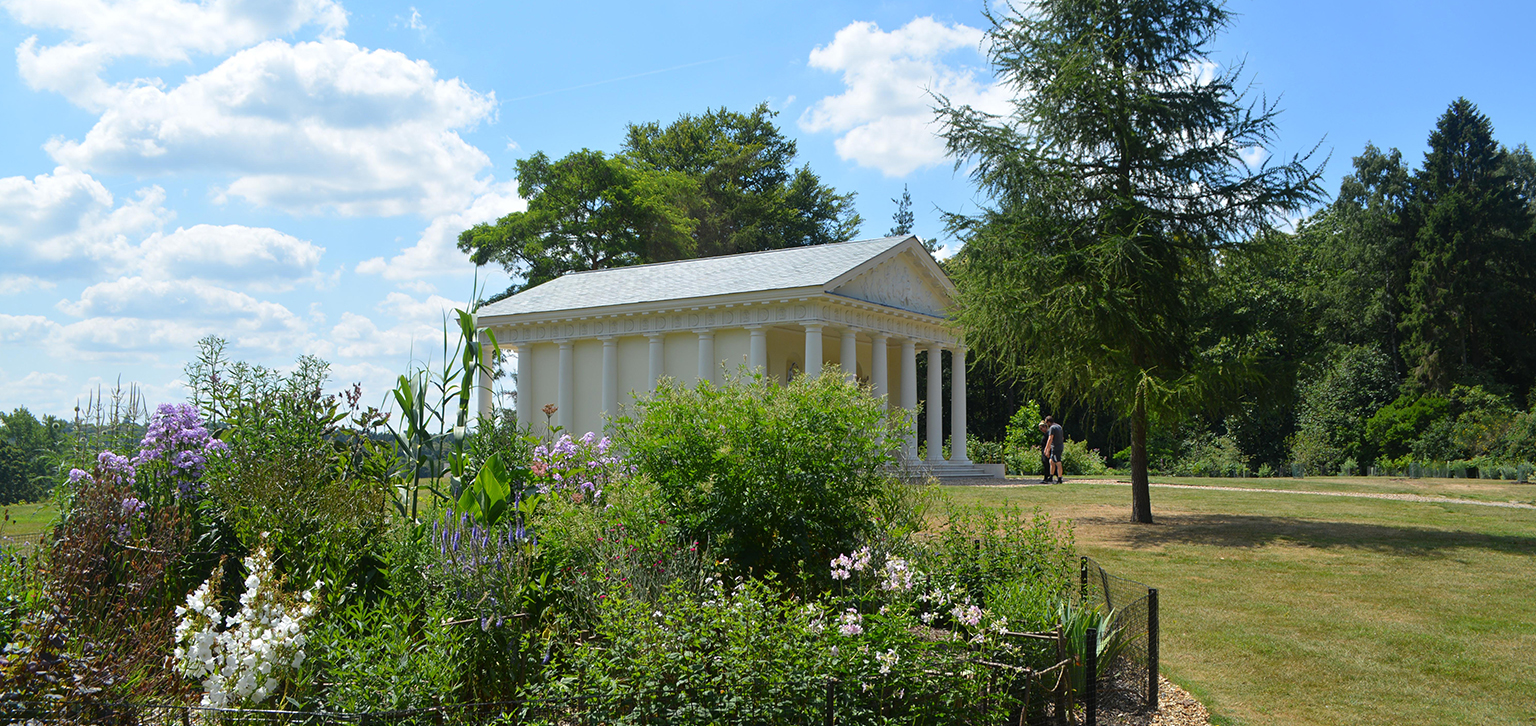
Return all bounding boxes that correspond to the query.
[1130,391,1154,524]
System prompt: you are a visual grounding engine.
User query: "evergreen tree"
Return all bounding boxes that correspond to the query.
[938,0,1323,522]
[888,185,914,236]
[1400,99,1535,393]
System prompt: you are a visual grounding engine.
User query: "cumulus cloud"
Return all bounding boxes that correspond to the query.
[327,292,464,360]
[0,166,168,278]
[5,0,346,109]
[356,182,525,285]
[55,277,310,357]
[46,38,497,217]
[800,17,1010,177]
[0,314,61,344]
[139,224,325,290]
[0,167,327,289]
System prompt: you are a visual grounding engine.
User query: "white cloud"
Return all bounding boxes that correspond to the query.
[6,0,346,109]
[0,275,56,295]
[0,166,169,278]
[800,17,1010,177]
[139,224,325,290]
[327,292,464,359]
[0,314,61,344]
[47,38,497,217]
[55,277,310,357]
[356,182,524,283]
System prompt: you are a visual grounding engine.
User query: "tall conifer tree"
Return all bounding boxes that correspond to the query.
[1400,99,1535,393]
[938,0,1322,522]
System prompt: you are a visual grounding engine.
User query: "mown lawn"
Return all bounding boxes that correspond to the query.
[1,500,56,539]
[943,478,1536,726]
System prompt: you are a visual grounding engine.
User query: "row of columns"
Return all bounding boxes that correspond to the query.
[482,324,968,464]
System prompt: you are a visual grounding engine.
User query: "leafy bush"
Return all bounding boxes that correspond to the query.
[913,503,1077,607]
[616,369,904,581]
[309,598,462,713]
[968,439,1004,465]
[1365,393,1451,461]
[1062,438,1109,476]
[1174,433,1250,477]
[1291,345,1398,472]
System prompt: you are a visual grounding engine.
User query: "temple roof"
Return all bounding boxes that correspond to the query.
[478,235,950,320]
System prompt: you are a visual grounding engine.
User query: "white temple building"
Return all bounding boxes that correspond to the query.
[473,235,999,477]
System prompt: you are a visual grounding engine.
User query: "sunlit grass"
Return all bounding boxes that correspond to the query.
[942,480,1536,726]
[1,500,57,538]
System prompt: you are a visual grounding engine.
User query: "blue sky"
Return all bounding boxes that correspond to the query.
[2,0,1533,418]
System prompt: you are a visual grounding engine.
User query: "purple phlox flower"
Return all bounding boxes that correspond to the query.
[121,497,147,517]
[67,468,89,485]
[96,450,137,487]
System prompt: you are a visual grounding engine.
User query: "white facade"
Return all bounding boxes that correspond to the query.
[473,236,981,469]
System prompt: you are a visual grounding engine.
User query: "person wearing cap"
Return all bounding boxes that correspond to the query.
[1039,416,1064,484]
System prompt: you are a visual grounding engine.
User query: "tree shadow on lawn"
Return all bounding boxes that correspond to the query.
[1081,513,1536,558]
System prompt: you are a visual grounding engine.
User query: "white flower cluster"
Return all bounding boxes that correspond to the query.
[875,648,900,675]
[173,545,321,707]
[878,556,914,592]
[838,607,864,636]
[830,546,872,581]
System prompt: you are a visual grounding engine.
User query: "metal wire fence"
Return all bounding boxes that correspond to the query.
[1,666,1079,726]
[1076,556,1159,716]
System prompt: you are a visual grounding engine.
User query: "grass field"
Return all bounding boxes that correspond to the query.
[1,500,56,540]
[943,477,1536,725]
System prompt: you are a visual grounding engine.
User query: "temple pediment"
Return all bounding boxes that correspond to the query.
[829,247,953,318]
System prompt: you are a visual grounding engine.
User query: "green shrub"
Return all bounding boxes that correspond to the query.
[616,369,904,582]
[968,439,1004,465]
[1062,438,1109,476]
[913,503,1076,606]
[1366,394,1451,461]
[1174,433,1249,476]
[1290,345,1399,472]
[309,598,463,712]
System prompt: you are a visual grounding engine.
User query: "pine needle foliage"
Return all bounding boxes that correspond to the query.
[937,0,1324,521]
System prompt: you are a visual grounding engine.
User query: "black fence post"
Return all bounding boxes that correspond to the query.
[825,676,836,726]
[1085,626,1098,726]
[1079,556,1089,603]
[1148,587,1160,710]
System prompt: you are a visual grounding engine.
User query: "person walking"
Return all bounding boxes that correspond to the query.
[1040,415,1064,484]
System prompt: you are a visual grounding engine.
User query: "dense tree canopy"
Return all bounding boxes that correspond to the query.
[460,104,860,300]
[938,0,1324,522]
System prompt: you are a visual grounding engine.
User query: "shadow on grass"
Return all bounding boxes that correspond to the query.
[1082,513,1536,557]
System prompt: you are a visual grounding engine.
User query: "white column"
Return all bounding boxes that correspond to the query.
[696,329,715,386]
[557,340,574,432]
[601,336,618,418]
[476,329,494,422]
[871,333,889,403]
[646,333,664,392]
[900,338,918,461]
[951,346,969,464]
[840,328,858,383]
[515,343,532,428]
[804,324,823,378]
[747,325,767,376]
[926,343,943,462]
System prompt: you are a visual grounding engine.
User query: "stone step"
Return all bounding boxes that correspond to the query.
[909,461,1006,480]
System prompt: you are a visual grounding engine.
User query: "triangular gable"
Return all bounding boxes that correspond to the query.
[825,237,955,318]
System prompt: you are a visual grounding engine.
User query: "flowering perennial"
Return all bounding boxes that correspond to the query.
[173,545,321,707]
[530,432,625,503]
[136,403,228,498]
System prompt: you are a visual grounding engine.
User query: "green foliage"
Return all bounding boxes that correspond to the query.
[1290,345,1399,472]
[914,503,1077,606]
[187,337,393,592]
[616,369,904,581]
[939,0,1324,522]
[456,453,534,527]
[1400,99,1536,393]
[1058,601,1130,698]
[1062,438,1108,476]
[309,598,463,712]
[1366,394,1451,461]
[1173,432,1249,477]
[462,104,860,300]
[0,407,65,505]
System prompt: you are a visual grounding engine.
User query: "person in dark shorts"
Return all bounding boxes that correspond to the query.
[1040,415,1064,484]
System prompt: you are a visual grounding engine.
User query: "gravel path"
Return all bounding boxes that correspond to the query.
[942,477,1536,510]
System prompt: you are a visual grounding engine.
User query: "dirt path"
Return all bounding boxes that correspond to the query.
[944,478,1536,510]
